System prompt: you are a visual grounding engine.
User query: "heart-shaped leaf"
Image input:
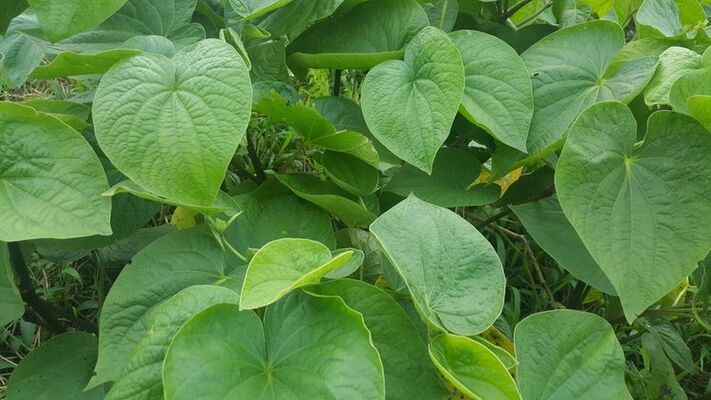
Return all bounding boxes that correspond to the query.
[321,151,379,196]
[522,20,656,154]
[307,279,449,399]
[91,226,246,387]
[450,30,533,152]
[362,26,464,173]
[515,310,631,400]
[0,103,111,241]
[163,291,385,399]
[556,102,711,320]
[239,238,352,310]
[27,0,128,41]
[370,195,505,335]
[429,334,520,400]
[93,38,252,207]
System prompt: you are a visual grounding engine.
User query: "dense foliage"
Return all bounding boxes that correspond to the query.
[1,0,711,399]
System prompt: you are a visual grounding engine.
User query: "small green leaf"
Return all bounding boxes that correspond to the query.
[90,226,246,387]
[515,310,631,400]
[286,0,428,71]
[362,26,465,173]
[0,33,45,88]
[272,172,376,227]
[687,94,711,131]
[636,0,707,38]
[239,238,352,310]
[321,151,379,196]
[644,46,703,106]
[31,49,142,79]
[385,147,500,208]
[106,285,238,400]
[7,332,106,399]
[228,0,292,21]
[670,68,711,114]
[307,279,449,399]
[225,184,336,254]
[163,291,385,399]
[0,103,111,241]
[556,102,711,321]
[93,38,252,207]
[450,30,533,152]
[429,334,521,400]
[370,195,505,335]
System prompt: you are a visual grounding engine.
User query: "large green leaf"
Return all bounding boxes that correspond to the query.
[30,48,142,79]
[644,46,703,105]
[429,334,520,400]
[307,279,449,399]
[27,0,128,41]
[385,147,500,208]
[240,238,352,309]
[163,291,385,399]
[0,243,23,326]
[522,20,656,154]
[6,332,106,399]
[0,103,111,242]
[272,172,376,227]
[450,30,533,152]
[670,68,711,114]
[361,26,465,173]
[225,184,336,253]
[90,226,246,387]
[636,0,707,38]
[370,195,505,335]
[556,102,711,321]
[106,285,238,400]
[510,196,616,294]
[515,310,631,400]
[286,0,428,71]
[93,39,252,207]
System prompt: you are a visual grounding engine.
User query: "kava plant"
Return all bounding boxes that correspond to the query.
[1,0,710,399]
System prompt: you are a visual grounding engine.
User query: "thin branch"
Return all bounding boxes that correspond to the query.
[501,0,536,20]
[8,243,67,334]
[492,224,557,305]
[246,131,266,183]
[332,69,342,96]
[515,1,553,26]
[8,243,98,334]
